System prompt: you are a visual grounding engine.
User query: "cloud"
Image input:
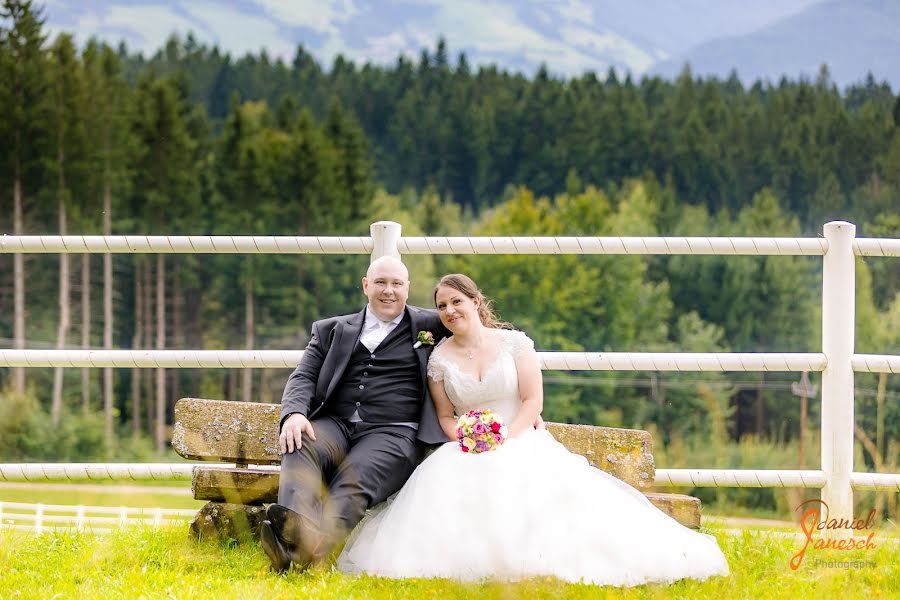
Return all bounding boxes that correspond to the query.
[552,0,595,24]
[560,26,655,73]
[253,0,360,35]
[45,0,658,76]
[250,0,363,65]
[49,1,295,60]
[368,0,618,75]
[63,4,198,53]
[181,1,296,59]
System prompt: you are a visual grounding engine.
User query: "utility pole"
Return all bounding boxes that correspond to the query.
[791,370,818,469]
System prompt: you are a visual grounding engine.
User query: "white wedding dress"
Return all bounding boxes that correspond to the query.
[337,330,729,585]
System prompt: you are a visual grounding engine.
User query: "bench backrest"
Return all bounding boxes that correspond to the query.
[173,397,656,489]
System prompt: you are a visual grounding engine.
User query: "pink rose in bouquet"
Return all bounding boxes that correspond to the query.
[456,409,508,453]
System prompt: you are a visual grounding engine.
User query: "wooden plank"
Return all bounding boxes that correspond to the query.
[191,472,701,530]
[173,398,282,464]
[544,422,655,489]
[192,467,279,505]
[645,493,701,529]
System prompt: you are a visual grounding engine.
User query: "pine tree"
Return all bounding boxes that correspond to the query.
[82,41,136,440]
[48,32,84,424]
[0,0,48,395]
[131,72,200,452]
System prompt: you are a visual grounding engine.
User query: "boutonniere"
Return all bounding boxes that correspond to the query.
[413,330,435,349]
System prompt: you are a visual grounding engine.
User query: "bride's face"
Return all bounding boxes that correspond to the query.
[435,285,480,333]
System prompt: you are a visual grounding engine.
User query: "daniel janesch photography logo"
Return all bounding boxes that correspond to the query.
[790,499,878,570]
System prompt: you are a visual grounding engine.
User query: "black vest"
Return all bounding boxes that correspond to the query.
[327,315,423,423]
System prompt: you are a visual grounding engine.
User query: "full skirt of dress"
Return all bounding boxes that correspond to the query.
[337,429,729,585]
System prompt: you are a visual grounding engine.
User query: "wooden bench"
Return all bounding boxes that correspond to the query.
[173,398,702,541]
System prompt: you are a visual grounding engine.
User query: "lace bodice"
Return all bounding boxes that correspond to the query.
[427,329,534,423]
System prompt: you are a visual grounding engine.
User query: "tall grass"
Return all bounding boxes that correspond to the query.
[0,387,164,462]
[1,525,897,599]
[653,427,899,525]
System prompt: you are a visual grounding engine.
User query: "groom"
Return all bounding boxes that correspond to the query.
[260,255,450,572]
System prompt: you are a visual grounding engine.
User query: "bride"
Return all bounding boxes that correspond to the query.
[337,273,729,585]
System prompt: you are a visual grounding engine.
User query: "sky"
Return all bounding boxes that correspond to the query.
[40,0,827,77]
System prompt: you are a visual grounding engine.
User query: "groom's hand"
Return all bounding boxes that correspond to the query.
[280,413,316,454]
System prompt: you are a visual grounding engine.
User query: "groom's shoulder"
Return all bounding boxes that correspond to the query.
[312,311,360,331]
[407,305,449,337]
[407,305,439,320]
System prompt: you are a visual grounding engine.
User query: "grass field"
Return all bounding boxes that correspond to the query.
[0,481,203,510]
[0,524,897,599]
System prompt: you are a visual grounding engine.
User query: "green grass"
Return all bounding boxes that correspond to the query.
[0,482,203,510]
[1,525,897,599]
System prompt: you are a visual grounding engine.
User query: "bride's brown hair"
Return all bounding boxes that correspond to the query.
[434,274,512,330]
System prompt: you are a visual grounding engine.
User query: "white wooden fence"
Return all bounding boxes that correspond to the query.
[0,501,195,533]
[1,220,899,533]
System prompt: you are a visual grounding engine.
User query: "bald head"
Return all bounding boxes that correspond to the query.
[363,256,410,320]
[366,255,409,281]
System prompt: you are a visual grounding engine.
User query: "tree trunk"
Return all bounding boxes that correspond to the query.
[103,176,114,442]
[260,368,270,404]
[186,278,202,398]
[170,270,183,409]
[876,372,887,464]
[143,257,153,436]
[13,159,25,395]
[131,259,143,437]
[155,253,166,453]
[51,178,69,426]
[876,372,888,518]
[755,374,766,438]
[242,267,254,403]
[799,391,807,469]
[81,253,90,413]
[227,368,237,403]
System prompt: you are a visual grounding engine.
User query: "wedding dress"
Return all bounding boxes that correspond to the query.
[337,330,729,585]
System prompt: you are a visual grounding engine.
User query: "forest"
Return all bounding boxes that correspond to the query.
[1,0,898,504]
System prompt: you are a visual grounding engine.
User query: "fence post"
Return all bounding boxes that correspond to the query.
[821,220,856,537]
[370,221,402,262]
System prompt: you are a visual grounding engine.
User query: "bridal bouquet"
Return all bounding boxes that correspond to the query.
[456,409,508,453]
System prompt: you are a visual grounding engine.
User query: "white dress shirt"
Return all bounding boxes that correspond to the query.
[359,309,403,352]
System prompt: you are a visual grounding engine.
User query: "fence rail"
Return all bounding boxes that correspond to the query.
[0,463,243,481]
[1,220,898,538]
[3,350,898,373]
[2,233,898,257]
[0,350,830,371]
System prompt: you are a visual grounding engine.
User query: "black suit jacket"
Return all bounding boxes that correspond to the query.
[280,305,450,445]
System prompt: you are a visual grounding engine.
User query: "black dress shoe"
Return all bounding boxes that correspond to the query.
[259,520,292,573]
[266,504,323,566]
[266,504,304,543]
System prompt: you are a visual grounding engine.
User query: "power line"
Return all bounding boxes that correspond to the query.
[542,375,900,400]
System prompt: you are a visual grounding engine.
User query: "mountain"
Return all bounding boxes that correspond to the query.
[654,0,900,88]
[40,0,899,88]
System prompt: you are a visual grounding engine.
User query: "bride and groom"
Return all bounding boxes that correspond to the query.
[259,256,729,585]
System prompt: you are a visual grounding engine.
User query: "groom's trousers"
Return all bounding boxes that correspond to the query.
[277,415,424,559]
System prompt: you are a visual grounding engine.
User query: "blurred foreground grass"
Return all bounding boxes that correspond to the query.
[1,524,897,599]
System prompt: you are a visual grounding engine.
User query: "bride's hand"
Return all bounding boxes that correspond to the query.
[533,414,545,430]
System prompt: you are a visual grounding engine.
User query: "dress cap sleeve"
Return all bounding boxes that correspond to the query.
[506,329,535,359]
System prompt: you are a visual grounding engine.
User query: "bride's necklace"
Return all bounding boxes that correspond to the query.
[456,334,485,360]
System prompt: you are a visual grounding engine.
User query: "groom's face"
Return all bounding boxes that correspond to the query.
[362,257,410,321]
